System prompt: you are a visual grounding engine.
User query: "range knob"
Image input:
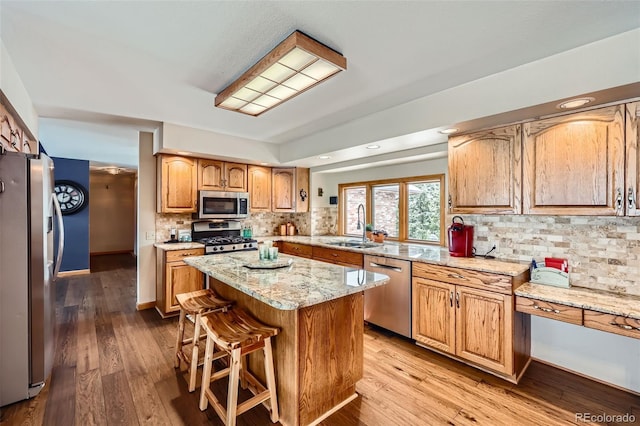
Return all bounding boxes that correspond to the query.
[219,246,225,251]
[212,246,218,252]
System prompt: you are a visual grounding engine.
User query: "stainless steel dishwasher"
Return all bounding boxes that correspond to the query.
[364,255,412,338]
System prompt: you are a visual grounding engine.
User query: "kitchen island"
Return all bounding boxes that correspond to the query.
[184,251,390,426]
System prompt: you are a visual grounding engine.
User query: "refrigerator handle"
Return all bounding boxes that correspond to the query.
[51,193,65,281]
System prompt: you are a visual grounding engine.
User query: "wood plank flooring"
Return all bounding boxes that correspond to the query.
[1,253,638,425]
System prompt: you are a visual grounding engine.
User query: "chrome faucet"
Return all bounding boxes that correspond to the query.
[356,203,366,242]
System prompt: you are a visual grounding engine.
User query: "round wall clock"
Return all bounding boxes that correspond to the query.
[54,180,88,215]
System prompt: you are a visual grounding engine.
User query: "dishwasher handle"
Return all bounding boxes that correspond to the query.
[368,262,403,273]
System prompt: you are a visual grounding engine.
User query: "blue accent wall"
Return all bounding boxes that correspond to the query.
[52,157,90,272]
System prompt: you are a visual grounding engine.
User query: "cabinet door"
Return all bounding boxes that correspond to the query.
[455,286,512,375]
[165,262,204,313]
[412,278,455,354]
[198,159,225,191]
[225,162,248,192]
[523,104,625,215]
[248,165,272,212]
[626,102,639,216]
[272,168,296,212]
[159,155,197,212]
[448,125,521,214]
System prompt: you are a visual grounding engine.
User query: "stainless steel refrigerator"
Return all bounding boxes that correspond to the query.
[0,148,64,407]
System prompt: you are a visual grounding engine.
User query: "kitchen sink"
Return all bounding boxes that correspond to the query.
[327,240,380,249]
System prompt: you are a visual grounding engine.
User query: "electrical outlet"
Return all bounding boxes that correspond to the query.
[145,231,155,241]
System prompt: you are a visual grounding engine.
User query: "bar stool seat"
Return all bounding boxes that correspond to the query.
[174,289,233,392]
[199,308,279,426]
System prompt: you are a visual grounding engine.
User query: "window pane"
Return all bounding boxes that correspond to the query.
[344,186,366,235]
[408,181,440,241]
[372,184,399,238]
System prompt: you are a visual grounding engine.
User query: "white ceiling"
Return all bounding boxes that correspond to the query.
[1,1,639,169]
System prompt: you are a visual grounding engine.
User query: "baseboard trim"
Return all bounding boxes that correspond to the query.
[136,301,156,311]
[57,269,90,277]
[531,357,640,396]
[90,250,134,256]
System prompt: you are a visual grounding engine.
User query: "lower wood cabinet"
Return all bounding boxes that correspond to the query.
[412,263,529,382]
[156,248,205,317]
[279,242,364,268]
[312,246,363,268]
[280,242,313,258]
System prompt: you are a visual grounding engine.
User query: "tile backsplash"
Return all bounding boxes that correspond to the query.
[156,210,638,296]
[461,214,640,296]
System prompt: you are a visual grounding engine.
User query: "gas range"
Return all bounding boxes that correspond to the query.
[192,221,257,255]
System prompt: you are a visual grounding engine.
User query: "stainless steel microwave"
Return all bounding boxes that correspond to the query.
[198,191,249,219]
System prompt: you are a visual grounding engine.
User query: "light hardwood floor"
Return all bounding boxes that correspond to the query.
[1,254,638,425]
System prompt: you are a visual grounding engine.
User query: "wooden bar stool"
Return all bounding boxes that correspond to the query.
[199,308,279,426]
[174,289,233,392]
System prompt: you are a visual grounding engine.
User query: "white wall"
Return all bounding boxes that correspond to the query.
[137,131,156,306]
[0,40,38,137]
[532,316,640,393]
[160,122,280,165]
[311,157,449,209]
[281,28,640,164]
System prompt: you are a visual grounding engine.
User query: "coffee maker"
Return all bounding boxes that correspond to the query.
[448,216,474,257]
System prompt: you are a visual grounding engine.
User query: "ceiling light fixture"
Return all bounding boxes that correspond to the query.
[366,144,380,149]
[556,97,595,110]
[439,128,458,135]
[318,155,331,159]
[215,31,347,116]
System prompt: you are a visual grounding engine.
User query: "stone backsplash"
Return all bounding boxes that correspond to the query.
[461,214,640,296]
[311,206,338,236]
[155,212,313,241]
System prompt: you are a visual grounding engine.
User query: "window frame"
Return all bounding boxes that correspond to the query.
[338,174,445,246]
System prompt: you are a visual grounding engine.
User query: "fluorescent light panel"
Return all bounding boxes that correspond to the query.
[215,31,347,116]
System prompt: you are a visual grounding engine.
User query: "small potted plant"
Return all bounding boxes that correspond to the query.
[371,229,388,243]
[365,223,373,240]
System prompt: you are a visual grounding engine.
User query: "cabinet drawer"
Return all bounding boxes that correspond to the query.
[515,297,583,325]
[166,248,205,263]
[584,310,640,340]
[413,262,512,294]
[281,242,313,258]
[312,247,364,268]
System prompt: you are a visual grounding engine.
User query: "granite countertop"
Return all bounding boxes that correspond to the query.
[515,282,640,320]
[184,251,390,310]
[265,236,530,276]
[154,242,204,250]
[155,236,529,276]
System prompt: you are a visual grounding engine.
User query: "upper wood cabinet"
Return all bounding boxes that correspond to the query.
[522,104,625,215]
[157,155,198,213]
[198,159,247,192]
[448,125,522,214]
[272,167,309,213]
[248,165,272,212]
[626,102,639,216]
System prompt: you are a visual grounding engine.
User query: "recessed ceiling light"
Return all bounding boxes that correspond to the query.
[366,144,380,149]
[439,128,458,135]
[318,155,331,159]
[177,151,191,155]
[557,97,595,110]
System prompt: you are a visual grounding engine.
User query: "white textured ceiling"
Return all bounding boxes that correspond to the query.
[1,1,639,168]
